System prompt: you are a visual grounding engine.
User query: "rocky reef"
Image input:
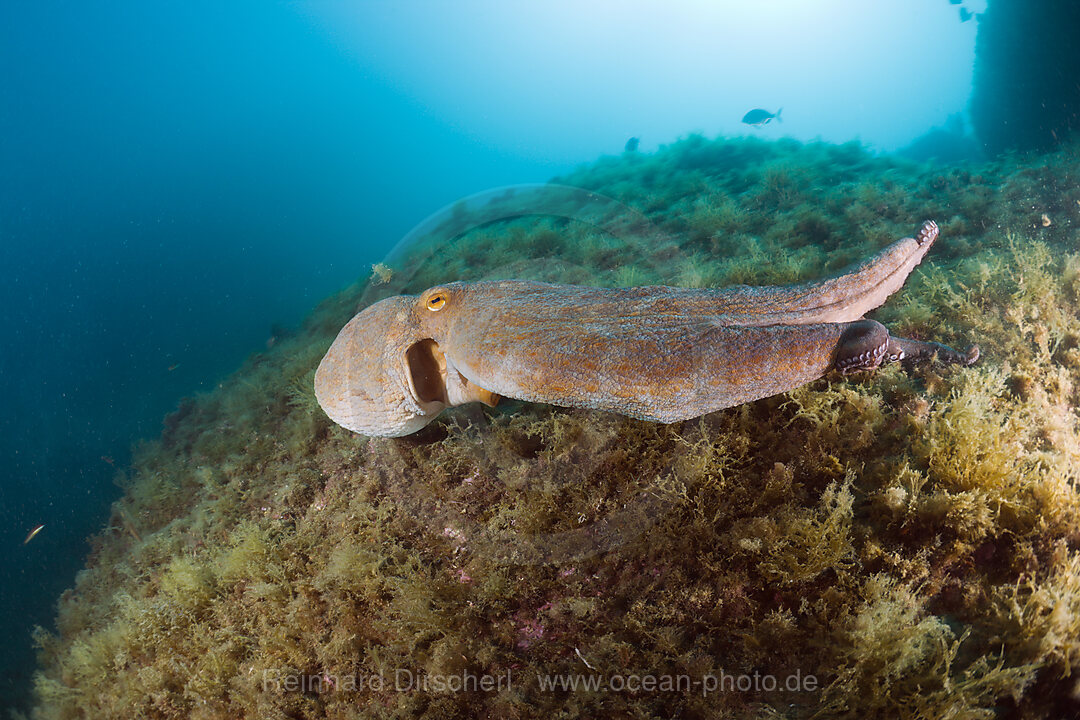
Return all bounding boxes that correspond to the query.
[970,0,1080,155]
[29,135,1080,719]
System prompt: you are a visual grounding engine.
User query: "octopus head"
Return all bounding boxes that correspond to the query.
[314,286,498,437]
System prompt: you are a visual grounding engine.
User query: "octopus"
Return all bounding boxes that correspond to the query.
[315,220,979,437]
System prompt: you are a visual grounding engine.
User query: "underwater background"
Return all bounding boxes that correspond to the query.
[3,1,1079,718]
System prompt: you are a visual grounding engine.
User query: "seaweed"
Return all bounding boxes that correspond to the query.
[29,134,1080,719]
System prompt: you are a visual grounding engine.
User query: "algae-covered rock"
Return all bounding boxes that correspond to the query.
[31,136,1080,719]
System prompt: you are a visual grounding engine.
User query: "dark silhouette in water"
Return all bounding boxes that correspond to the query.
[624,136,639,152]
[741,108,781,127]
[959,7,973,22]
[897,114,984,164]
[970,0,1080,154]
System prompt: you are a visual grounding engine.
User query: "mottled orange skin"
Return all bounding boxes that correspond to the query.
[428,281,850,424]
[315,221,977,437]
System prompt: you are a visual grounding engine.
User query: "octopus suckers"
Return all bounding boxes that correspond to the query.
[915,219,939,246]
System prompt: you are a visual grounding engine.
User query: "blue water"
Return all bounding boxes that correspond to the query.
[0,0,985,712]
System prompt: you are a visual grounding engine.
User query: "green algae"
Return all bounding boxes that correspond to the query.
[28,134,1080,719]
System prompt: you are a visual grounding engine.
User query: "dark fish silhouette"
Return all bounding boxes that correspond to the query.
[624,137,639,152]
[959,7,972,21]
[948,0,961,5]
[742,108,782,127]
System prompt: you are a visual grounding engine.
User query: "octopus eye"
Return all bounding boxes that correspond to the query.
[426,294,446,311]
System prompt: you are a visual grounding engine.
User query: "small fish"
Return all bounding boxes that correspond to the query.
[948,0,961,5]
[24,524,45,545]
[167,363,180,372]
[101,455,115,466]
[624,136,640,152]
[742,108,782,127]
[959,7,972,21]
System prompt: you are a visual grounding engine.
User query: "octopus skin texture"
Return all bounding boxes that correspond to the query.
[315,220,979,437]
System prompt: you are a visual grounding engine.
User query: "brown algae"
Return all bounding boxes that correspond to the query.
[30,135,1080,719]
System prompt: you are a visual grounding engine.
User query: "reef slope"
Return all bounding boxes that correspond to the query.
[30,136,1080,720]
